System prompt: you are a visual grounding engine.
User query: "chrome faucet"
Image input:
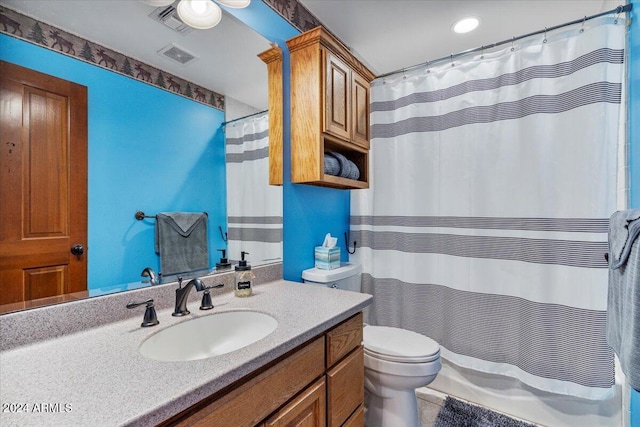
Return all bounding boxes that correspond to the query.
[140,267,159,286]
[172,277,205,317]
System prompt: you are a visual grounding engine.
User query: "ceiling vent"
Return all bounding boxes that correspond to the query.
[148,5,194,35]
[158,43,197,65]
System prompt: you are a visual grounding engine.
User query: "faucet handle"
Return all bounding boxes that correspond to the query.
[200,284,224,310]
[126,299,159,327]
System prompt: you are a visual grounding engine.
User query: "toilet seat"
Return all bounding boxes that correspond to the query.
[363,326,440,363]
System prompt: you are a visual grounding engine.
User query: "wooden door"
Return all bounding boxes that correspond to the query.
[324,51,351,142]
[0,60,88,307]
[265,377,326,427]
[351,72,370,149]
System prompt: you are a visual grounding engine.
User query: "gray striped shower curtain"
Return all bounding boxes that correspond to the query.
[350,17,626,399]
[225,113,283,264]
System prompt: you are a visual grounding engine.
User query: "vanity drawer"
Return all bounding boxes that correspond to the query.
[326,312,363,368]
[326,345,364,427]
[170,336,325,427]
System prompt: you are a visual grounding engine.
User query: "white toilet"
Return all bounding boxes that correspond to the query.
[302,263,441,427]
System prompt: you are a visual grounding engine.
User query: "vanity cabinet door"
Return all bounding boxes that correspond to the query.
[342,403,364,427]
[326,346,365,427]
[265,377,326,427]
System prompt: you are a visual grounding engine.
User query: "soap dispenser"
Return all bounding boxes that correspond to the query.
[234,251,254,297]
[216,249,232,270]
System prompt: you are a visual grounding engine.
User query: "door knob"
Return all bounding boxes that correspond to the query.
[71,244,84,256]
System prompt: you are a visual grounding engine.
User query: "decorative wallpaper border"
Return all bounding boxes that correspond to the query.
[0,5,224,111]
[261,0,322,33]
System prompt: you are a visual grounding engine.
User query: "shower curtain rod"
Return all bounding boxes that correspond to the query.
[376,3,632,80]
[222,109,268,127]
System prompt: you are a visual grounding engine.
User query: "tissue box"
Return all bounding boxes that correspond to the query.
[314,246,341,270]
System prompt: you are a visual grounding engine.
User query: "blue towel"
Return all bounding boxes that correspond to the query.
[607,209,640,391]
[155,212,209,276]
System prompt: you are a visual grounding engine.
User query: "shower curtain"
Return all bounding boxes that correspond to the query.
[350,18,626,399]
[225,113,283,264]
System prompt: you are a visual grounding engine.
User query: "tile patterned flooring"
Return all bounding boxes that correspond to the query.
[417,388,446,427]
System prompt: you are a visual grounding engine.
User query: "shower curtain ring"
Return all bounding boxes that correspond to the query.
[480,45,484,59]
[450,54,454,67]
[426,60,430,73]
[580,16,586,33]
[510,37,515,52]
[543,27,548,43]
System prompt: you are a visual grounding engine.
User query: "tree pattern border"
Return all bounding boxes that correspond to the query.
[0,5,224,111]
[261,0,323,33]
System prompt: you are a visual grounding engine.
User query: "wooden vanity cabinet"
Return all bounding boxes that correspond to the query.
[287,27,375,190]
[163,312,364,427]
[264,377,327,427]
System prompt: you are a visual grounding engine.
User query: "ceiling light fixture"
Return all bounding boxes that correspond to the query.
[141,0,251,30]
[452,17,480,34]
[177,0,222,29]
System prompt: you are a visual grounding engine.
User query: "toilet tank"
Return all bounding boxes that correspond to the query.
[301,263,362,292]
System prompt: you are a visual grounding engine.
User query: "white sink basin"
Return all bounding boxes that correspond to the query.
[139,311,278,362]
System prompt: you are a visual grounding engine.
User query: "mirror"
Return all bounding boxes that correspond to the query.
[0,0,282,312]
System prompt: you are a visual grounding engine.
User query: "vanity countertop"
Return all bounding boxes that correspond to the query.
[0,280,372,427]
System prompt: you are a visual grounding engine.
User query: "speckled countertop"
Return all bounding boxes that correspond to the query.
[0,280,372,427]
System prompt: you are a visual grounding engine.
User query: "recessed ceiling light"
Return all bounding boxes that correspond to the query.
[452,17,480,34]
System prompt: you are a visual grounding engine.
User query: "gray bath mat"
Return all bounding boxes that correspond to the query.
[435,397,535,427]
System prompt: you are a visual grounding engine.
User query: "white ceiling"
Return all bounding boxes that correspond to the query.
[1,0,623,110]
[299,0,621,76]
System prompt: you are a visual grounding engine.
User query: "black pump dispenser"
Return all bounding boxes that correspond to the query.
[235,251,251,271]
[234,251,253,297]
[216,249,231,269]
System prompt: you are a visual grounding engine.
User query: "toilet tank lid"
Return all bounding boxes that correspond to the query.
[301,263,362,283]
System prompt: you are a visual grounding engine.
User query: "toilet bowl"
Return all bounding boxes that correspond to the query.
[301,263,442,427]
[363,325,441,427]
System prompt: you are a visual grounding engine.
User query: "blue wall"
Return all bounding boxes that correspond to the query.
[0,34,227,291]
[629,1,639,425]
[225,1,352,282]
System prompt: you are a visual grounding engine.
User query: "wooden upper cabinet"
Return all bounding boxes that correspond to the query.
[351,72,370,149]
[324,51,351,142]
[287,27,375,190]
[258,46,284,186]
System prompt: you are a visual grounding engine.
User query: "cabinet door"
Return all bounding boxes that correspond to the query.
[324,51,351,142]
[327,346,364,427]
[342,403,364,427]
[265,377,326,427]
[351,72,370,149]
